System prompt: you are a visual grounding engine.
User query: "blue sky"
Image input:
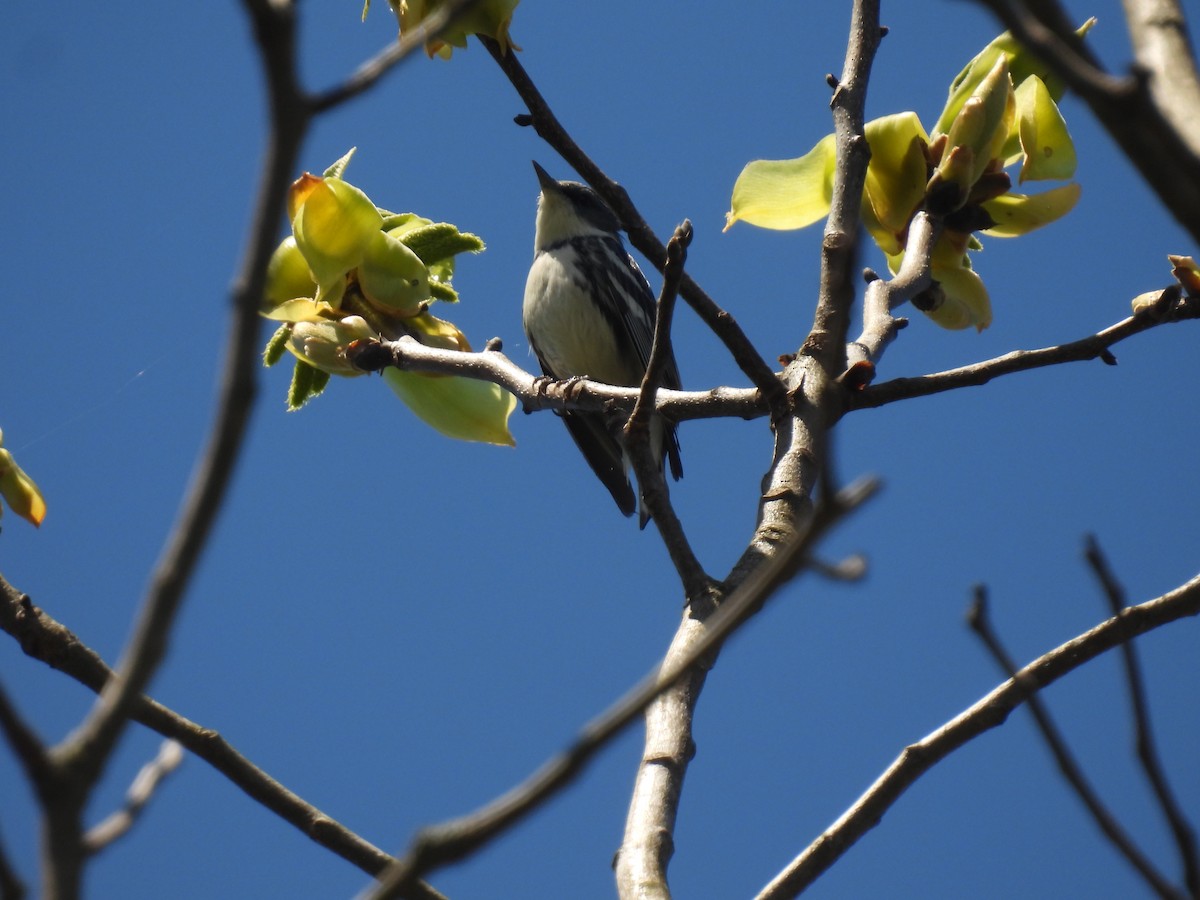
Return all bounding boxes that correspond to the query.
[2,1,1197,897]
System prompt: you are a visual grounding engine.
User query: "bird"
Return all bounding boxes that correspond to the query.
[522,161,683,526]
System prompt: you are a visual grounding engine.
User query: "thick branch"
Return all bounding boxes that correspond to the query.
[756,572,1200,898]
[1121,0,1200,152]
[805,4,882,373]
[363,479,878,900]
[616,5,884,897]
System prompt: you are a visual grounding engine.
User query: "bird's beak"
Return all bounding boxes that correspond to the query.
[532,160,558,193]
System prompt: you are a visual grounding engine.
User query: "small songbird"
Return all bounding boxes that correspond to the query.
[522,162,683,525]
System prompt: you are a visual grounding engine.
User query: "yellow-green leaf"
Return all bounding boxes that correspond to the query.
[262,236,317,313]
[928,259,993,331]
[286,316,376,376]
[405,311,471,352]
[1015,76,1076,183]
[358,231,430,316]
[292,178,383,303]
[725,134,836,231]
[864,112,930,244]
[383,369,517,446]
[934,20,1094,136]
[980,182,1081,236]
[396,0,521,58]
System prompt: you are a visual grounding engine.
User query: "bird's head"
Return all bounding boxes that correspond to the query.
[532,161,622,251]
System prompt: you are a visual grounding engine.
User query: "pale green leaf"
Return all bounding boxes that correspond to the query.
[1015,76,1076,183]
[383,369,517,446]
[725,134,836,231]
[980,182,1081,236]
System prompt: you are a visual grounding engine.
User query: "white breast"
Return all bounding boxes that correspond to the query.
[523,244,640,386]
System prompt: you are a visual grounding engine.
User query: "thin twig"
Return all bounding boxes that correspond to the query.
[625,220,711,599]
[967,586,1185,900]
[361,477,879,900]
[1084,537,1200,897]
[843,211,940,382]
[83,740,185,855]
[0,575,421,889]
[756,572,1200,898]
[850,290,1200,410]
[308,0,484,113]
[479,34,787,412]
[629,221,692,438]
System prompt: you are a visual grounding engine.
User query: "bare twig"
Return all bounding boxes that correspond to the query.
[1084,537,1200,897]
[843,211,940,379]
[308,0,484,112]
[967,586,1185,900]
[480,35,787,412]
[624,221,711,599]
[0,577,451,896]
[756,572,1200,899]
[361,477,879,900]
[850,290,1200,410]
[83,741,184,855]
[346,336,766,424]
[629,221,692,438]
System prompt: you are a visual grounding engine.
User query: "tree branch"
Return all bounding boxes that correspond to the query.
[361,478,879,900]
[849,288,1199,410]
[615,6,885,895]
[308,0,485,113]
[1120,0,1200,153]
[755,572,1200,898]
[29,7,313,891]
[967,586,1185,900]
[82,741,184,856]
[0,575,455,897]
[0,821,25,900]
[1084,537,1200,897]
[347,336,767,424]
[625,221,712,599]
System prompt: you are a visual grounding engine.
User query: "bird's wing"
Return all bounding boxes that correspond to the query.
[527,330,638,517]
[588,236,685,481]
